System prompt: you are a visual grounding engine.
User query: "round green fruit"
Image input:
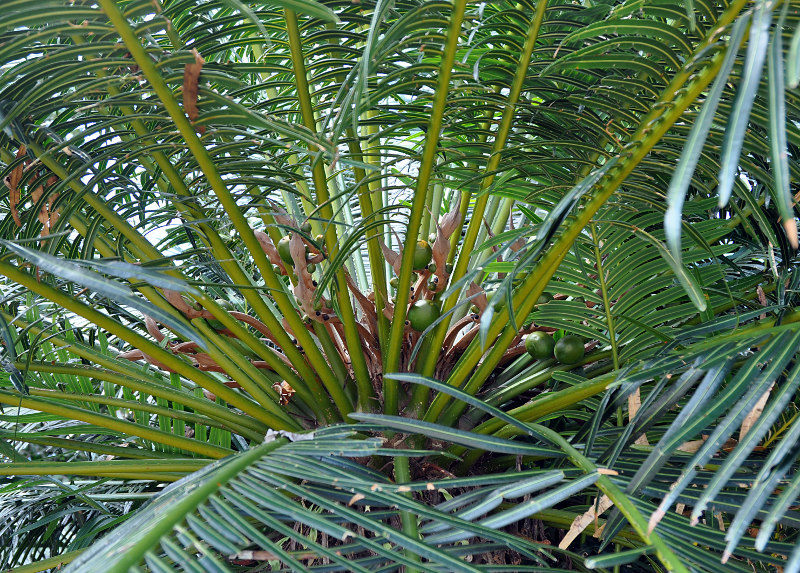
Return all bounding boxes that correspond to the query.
[536,292,554,306]
[413,240,433,270]
[525,332,555,360]
[389,277,399,289]
[300,221,312,234]
[554,335,585,364]
[306,262,316,274]
[277,235,293,265]
[407,300,440,331]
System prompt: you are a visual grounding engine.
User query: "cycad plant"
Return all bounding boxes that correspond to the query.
[1,0,799,571]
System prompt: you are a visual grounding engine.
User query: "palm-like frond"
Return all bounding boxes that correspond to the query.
[65,429,588,573]
[0,0,798,570]
[0,476,149,568]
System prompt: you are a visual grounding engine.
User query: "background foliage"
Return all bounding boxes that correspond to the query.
[0,0,799,571]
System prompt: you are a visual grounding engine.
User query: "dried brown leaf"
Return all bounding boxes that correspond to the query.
[144,315,165,342]
[466,282,488,312]
[431,235,450,283]
[677,439,705,453]
[382,300,394,321]
[267,203,295,229]
[254,230,284,267]
[5,146,26,227]
[348,493,366,506]
[162,289,205,318]
[438,205,462,239]
[46,180,60,231]
[183,49,205,134]
[783,218,799,250]
[559,494,614,550]
[345,272,378,335]
[740,383,774,439]
[290,234,317,317]
[757,284,767,319]
[30,175,60,237]
[507,214,526,252]
[281,316,297,341]
[272,380,295,405]
[628,388,649,446]
[379,239,403,276]
[596,468,619,475]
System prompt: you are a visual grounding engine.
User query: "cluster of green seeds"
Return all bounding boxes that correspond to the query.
[523,293,585,365]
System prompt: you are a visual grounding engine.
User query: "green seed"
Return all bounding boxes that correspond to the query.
[413,240,433,270]
[554,335,584,364]
[277,235,293,265]
[407,300,440,331]
[525,332,555,360]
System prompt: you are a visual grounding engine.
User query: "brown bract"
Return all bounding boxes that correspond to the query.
[431,206,461,285]
[290,233,320,319]
[182,48,205,134]
[31,175,60,237]
[466,282,488,312]
[254,231,284,268]
[379,239,403,276]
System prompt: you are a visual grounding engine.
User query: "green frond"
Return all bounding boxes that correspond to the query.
[1,0,798,569]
